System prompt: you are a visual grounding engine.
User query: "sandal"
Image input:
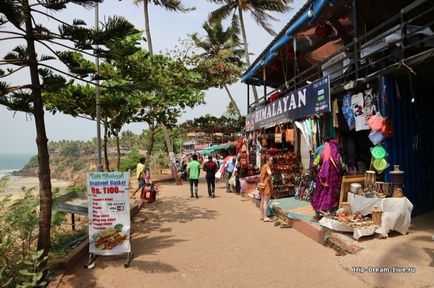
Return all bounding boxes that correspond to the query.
[263,217,273,222]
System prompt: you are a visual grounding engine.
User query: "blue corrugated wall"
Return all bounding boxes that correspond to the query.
[381,75,434,216]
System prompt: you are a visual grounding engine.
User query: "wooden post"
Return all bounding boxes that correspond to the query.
[71,213,75,231]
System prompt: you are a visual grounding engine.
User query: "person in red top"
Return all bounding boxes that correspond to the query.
[203,155,218,198]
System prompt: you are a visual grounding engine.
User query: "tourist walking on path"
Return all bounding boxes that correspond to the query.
[188,154,201,198]
[225,158,235,192]
[133,157,147,195]
[259,155,273,222]
[203,155,218,198]
[311,139,344,218]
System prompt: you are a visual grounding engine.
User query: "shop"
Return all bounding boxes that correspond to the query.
[240,0,434,239]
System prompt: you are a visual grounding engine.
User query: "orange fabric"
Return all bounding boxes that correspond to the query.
[259,163,272,196]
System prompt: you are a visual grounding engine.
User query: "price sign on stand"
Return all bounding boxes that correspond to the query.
[86,172,133,268]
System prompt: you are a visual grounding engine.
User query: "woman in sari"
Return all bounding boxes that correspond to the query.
[311,139,344,217]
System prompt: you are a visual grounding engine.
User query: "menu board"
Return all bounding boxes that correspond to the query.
[87,172,130,255]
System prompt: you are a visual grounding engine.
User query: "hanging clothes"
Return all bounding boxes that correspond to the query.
[352,93,369,131]
[332,99,339,128]
[342,94,355,130]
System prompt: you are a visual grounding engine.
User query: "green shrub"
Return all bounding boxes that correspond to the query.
[120,148,142,172]
[71,160,85,172]
[0,190,67,287]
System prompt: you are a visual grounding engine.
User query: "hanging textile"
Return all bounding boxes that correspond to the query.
[332,99,339,128]
[352,93,369,131]
[342,94,355,130]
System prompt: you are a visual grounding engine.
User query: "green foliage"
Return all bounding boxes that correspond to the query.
[0,176,9,193]
[71,159,86,172]
[0,190,41,287]
[16,249,48,288]
[150,150,169,172]
[50,230,87,258]
[59,141,80,158]
[0,190,70,287]
[120,148,142,172]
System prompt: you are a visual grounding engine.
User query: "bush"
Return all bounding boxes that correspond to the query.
[150,150,169,172]
[0,190,67,287]
[71,160,85,172]
[120,148,142,172]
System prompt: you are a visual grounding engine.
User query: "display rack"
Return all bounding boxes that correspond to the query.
[265,150,302,199]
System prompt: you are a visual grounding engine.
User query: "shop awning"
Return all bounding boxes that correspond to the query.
[241,0,336,85]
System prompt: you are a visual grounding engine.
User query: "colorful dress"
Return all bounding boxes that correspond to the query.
[311,140,342,211]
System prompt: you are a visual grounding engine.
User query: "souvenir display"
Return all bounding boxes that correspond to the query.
[372,206,382,225]
[389,165,404,185]
[266,150,302,198]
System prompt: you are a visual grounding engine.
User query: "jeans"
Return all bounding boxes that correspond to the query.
[206,176,215,196]
[225,172,233,192]
[235,176,240,193]
[189,179,198,195]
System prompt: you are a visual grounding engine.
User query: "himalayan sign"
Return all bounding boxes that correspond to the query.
[245,76,330,131]
[87,172,131,256]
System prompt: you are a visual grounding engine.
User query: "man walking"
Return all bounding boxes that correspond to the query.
[133,157,146,195]
[203,155,218,198]
[225,158,235,192]
[188,154,201,198]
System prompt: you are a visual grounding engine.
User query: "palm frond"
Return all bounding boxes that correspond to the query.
[208,4,233,23]
[250,0,292,13]
[230,13,241,45]
[250,9,276,36]
[157,0,195,13]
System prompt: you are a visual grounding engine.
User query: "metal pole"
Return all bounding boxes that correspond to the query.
[352,0,359,79]
[95,3,102,172]
[247,84,250,113]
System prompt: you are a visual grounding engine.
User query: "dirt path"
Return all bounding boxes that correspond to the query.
[58,179,364,288]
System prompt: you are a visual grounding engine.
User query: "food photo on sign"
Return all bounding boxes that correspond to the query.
[91,224,127,250]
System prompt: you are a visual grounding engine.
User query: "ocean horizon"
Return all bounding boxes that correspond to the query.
[0,153,35,177]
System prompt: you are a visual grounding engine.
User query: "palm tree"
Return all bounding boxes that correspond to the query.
[208,0,292,102]
[192,21,243,117]
[133,0,194,54]
[133,0,194,183]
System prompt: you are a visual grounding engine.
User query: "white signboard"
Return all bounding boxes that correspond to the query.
[87,172,131,256]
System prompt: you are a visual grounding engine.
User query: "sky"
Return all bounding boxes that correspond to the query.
[0,0,305,154]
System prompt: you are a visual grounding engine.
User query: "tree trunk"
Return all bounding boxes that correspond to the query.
[145,124,156,169]
[142,0,180,184]
[238,6,259,102]
[223,84,241,117]
[161,124,182,184]
[115,128,121,171]
[23,1,52,267]
[143,0,153,54]
[103,124,110,171]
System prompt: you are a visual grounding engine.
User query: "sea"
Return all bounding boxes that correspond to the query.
[0,153,34,178]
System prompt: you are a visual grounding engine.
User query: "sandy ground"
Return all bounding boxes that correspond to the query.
[57,179,366,288]
[0,176,74,200]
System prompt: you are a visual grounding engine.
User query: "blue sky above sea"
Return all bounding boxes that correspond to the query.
[0,153,34,173]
